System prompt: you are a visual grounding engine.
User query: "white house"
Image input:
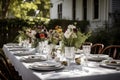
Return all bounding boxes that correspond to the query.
[50,0,120,30]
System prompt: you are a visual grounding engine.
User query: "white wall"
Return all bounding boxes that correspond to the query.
[50,0,59,19]
[87,0,93,20]
[62,0,73,20]
[50,0,73,20]
[76,0,83,20]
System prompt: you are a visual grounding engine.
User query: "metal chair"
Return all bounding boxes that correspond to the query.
[91,43,104,54]
[101,45,120,59]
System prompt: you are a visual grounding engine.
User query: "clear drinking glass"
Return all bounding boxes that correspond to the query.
[82,45,91,66]
[65,47,75,66]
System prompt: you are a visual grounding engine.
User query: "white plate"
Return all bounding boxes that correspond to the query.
[100,60,120,69]
[29,62,64,71]
[88,54,109,62]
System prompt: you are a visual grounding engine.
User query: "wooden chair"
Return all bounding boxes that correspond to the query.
[0,50,22,80]
[91,43,104,54]
[0,54,14,80]
[101,45,120,59]
[0,70,8,80]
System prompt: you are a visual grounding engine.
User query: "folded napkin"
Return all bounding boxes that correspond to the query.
[13,51,34,56]
[6,43,19,46]
[9,48,28,51]
[7,46,23,48]
[20,55,47,63]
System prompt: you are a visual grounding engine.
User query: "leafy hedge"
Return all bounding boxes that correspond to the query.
[1,18,119,48]
[0,18,29,47]
[88,27,120,47]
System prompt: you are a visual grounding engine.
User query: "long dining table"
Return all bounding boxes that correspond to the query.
[2,43,120,80]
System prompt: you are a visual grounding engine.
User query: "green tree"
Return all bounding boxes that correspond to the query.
[0,0,50,22]
[0,0,10,19]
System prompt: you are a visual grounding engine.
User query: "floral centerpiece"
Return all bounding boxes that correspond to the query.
[16,25,49,48]
[32,25,49,47]
[63,24,91,48]
[48,25,63,45]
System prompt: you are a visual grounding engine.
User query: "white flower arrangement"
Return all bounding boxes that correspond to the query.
[63,24,91,48]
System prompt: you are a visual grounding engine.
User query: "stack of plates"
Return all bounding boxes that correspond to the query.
[29,61,64,71]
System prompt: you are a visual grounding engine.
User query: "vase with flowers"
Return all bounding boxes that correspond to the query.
[34,26,49,53]
[48,25,63,59]
[63,24,91,65]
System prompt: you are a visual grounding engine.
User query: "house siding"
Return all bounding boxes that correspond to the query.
[76,0,83,20]
[62,0,73,20]
[50,0,120,29]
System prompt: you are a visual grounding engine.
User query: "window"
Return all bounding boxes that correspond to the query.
[58,3,62,19]
[93,0,99,19]
[72,0,76,20]
[83,0,87,20]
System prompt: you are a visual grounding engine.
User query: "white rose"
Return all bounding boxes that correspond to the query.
[68,25,76,29]
[64,29,72,38]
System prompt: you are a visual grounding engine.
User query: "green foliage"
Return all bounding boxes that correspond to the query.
[0,18,30,47]
[74,31,91,48]
[0,0,50,21]
[88,27,120,46]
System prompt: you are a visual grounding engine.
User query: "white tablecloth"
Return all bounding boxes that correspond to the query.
[3,45,120,80]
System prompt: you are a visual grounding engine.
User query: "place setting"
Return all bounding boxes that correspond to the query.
[99,59,120,70]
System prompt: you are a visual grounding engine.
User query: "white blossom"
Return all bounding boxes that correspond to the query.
[64,29,72,38]
[68,25,76,29]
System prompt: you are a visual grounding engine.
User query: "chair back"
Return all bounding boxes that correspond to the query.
[0,51,14,80]
[101,45,120,59]
[0,70,8,80]
[91,43,104,54]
